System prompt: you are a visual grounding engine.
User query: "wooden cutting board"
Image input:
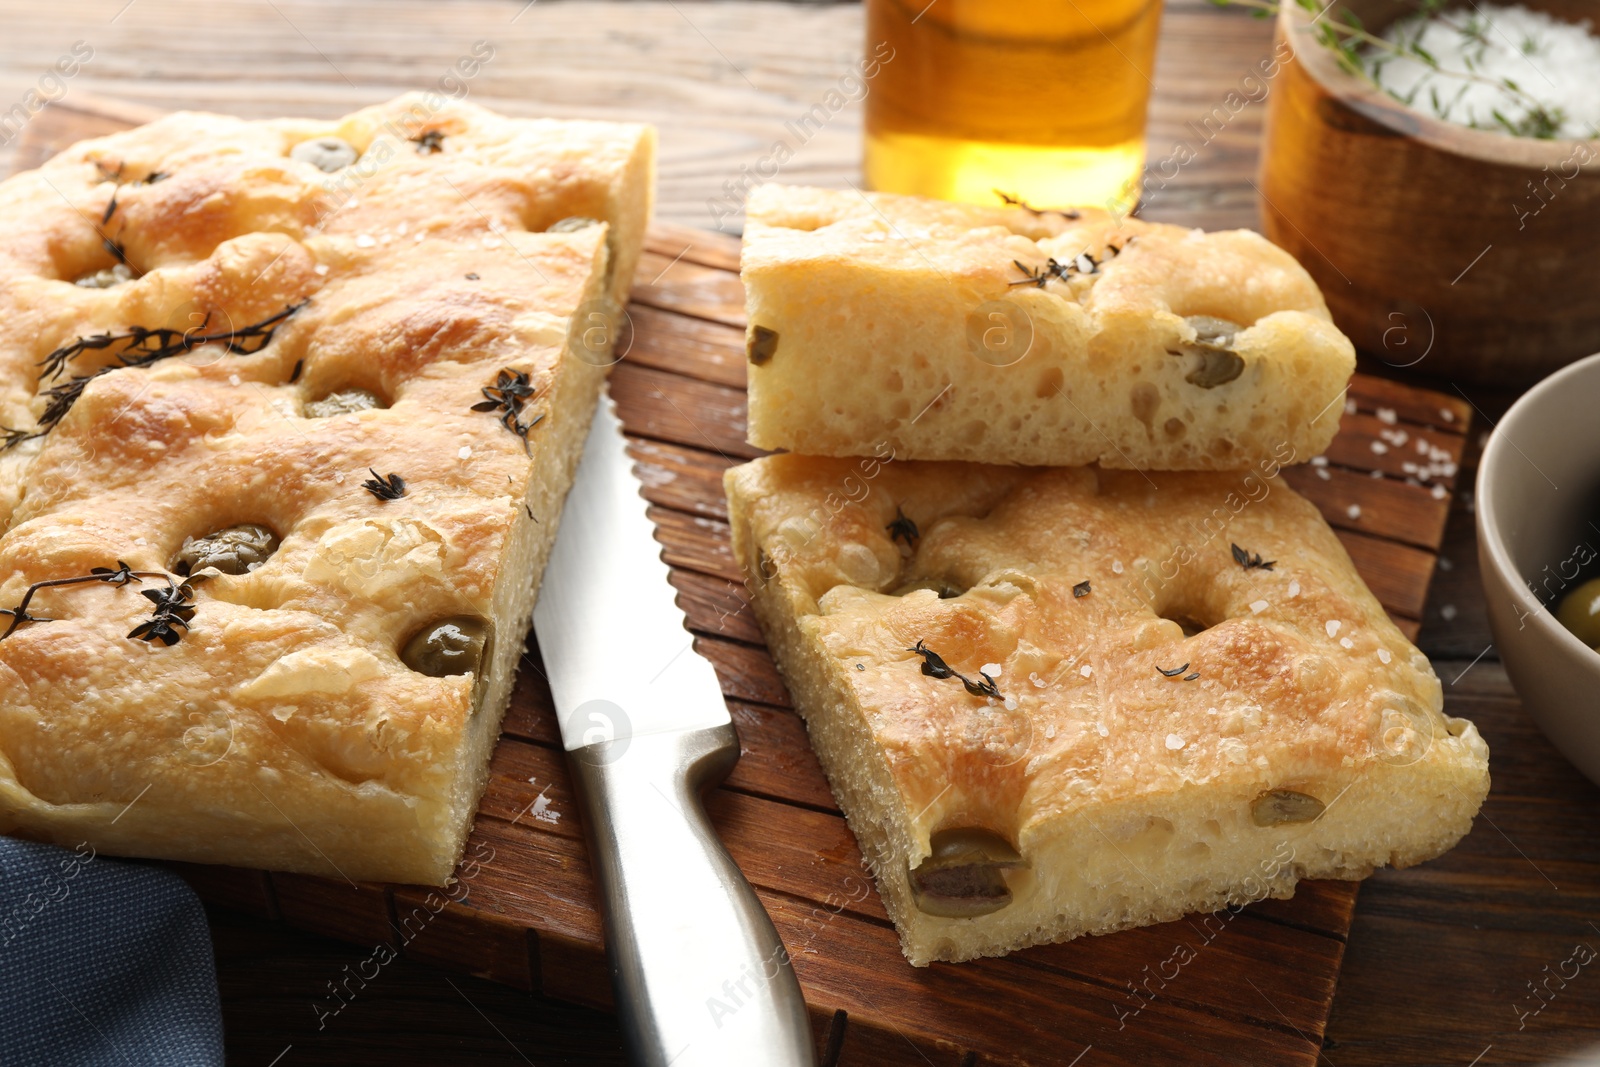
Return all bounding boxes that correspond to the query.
[14,98,1470,1067]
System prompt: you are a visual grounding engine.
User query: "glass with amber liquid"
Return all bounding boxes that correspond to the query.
[864,0,1162,214]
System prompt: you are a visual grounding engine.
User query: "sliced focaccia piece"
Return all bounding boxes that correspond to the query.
[0,95,654,885]
[725,454,1489,965]
[741,184,1354,470]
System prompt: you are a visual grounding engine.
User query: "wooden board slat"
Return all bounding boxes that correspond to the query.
[11,100,1470,1067]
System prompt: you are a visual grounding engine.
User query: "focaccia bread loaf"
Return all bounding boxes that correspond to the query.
[0,95,654,885]
[725,454,1489,965]
[741,185,1355,470]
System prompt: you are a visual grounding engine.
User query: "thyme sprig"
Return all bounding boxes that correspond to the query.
[907,639,1005,700]
[994,190,1082,221]
[362,469,407,501]
[471,367,543,447]
[1009,244,1124,289]
[1231,543,1276,571]
[128,574,209,646]
[0,562,191,642]
[886,507,919,550]
[6,300,310,451]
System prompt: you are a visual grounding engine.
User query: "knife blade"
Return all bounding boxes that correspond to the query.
[532,390,816,1067]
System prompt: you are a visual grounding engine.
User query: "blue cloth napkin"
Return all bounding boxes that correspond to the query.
[0,837,222,1066]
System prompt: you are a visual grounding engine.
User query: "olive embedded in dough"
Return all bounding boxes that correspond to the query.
[1250,788,1325,826]
[304,388,381,418]
[401,617,490,678]
[747,325,779,366]
[907,827,1026,918]
[289,137,359,173]
[1556,577,1600,648]
[174,524,279,576]
[547,216,601,233]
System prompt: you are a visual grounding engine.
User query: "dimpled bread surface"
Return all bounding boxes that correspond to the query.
[741,184,1355,469]
[0,95,654,884]
[725,455,1490,965]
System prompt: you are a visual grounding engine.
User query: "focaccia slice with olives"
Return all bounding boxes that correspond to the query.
[0,95,655,885]
[740,184,1354,470]
[725,455,1489,965]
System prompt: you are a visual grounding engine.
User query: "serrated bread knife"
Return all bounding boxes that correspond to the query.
[533,391,816,1067]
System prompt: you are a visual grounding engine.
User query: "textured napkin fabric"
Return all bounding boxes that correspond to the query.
[0,837,223,1066]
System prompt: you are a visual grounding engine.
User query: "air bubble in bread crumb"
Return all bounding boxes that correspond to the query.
[1378,649,1393,664]
[1166,733,1186,750]
[981,662,1002,678]
[458,446,473,460]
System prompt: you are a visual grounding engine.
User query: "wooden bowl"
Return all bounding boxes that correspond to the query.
[1258,0,1600,386]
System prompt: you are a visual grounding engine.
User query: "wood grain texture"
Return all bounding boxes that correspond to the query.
[12,11,1594,1066]
[6,95,1473,1066]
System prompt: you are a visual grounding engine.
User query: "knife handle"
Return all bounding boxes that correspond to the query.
[566,721,817,1067]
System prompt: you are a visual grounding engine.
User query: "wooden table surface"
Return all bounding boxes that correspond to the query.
[3,2,1598,1065]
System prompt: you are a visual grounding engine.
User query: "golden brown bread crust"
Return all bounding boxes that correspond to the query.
[741,184,1355,470]
[725,454,1490,964]
[0,96,654,884]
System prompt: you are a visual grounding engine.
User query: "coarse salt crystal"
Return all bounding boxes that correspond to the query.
[1326,619,1342,637]
[1112,560,1124,574]
[1288,580,1301,597]
[1371,469,1385,479]
[1097,723,1109,737]
[458,446,473,460]
[1432,484,1449,500]
[1372,441,1389,454]
[1003,695,1018,711]
[1347,504,1362,519]
[1377,407,1397,424]
[1317,468,1332,481]
[1340,637,1354,649]
[1166,733,1186,751]
[1441,604,1458,621]
[1080,664,1093,678]
[1250,599,1268,614]
[1442,408,1455,422]
[355,234,376,248]
[1045,724,1056,739]
[1311,455,1329,467]
[981,662,1002,678]
[1030,672,1047,688]
[313,263,330,276]
[1371,4,1600,140]
[1378,649,1393,664]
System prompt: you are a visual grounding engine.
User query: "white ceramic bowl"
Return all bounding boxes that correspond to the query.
[1478,351,1600,787]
